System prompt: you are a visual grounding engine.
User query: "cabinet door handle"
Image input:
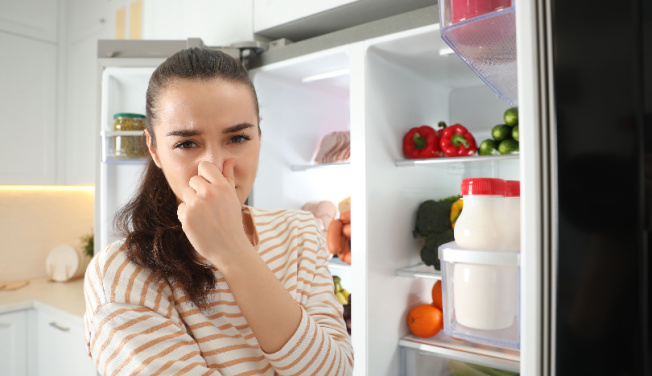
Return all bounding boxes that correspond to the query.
[49,321,70,332]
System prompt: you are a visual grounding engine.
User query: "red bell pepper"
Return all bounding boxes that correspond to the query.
[440,124,477,157]
[402,125,443,159]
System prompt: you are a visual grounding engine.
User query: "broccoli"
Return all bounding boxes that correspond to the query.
[420,229,454,271]
[413,195,461,238]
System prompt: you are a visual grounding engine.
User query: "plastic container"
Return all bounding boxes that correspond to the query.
[453,178,515,250]
[439,241,520,349]
[505,180,521,251]
[113,113,147,159]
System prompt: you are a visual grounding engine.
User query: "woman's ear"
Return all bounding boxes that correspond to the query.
[145,129,162,168]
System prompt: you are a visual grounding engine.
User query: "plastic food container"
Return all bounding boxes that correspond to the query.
[439,241,520,349]
[113,113,147,159]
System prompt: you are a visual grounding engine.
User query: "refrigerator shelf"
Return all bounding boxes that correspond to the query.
[399,333,520,373]
[395,154,518,167]
[290,161,350,172]
[328,256,351,270]
[395,262,441,280]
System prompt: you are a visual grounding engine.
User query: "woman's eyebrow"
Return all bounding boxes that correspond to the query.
[166,129,201,137]
[223,123,254,134]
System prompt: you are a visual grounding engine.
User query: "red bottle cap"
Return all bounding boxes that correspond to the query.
[461,178,506,196]
[505,180,520,197]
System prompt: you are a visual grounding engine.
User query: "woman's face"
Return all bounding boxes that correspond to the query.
[146,78,260,205]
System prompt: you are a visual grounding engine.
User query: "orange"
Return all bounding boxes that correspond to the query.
[407,304,443,338]
[431,280,443,310]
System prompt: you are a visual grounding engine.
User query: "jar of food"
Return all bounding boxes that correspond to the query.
[113,113,146,159]
[505,180,521,251]
[453,178,514,250]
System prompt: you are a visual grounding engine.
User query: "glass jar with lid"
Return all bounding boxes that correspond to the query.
[113,113,147,159]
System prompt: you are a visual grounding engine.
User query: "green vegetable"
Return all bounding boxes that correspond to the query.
[413,196,461,238]
[498,139,519,155]
[512,125,519,141]
[491,124,512,142]
[420,230,454,270]
[414,196,461,271]
[504,107,518,127]
[478,139,500,156]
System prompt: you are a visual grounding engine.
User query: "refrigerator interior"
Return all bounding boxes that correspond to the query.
[97,66,155,250]
[249,23,521,376]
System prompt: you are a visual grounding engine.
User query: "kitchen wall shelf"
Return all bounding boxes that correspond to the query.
[395,262,441,279]
[395,154,518,167]
[399,334,520,373]
[290,161,350,172]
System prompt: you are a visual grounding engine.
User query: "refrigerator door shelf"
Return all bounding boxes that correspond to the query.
[100,130,148,163]
[438,0,517,105]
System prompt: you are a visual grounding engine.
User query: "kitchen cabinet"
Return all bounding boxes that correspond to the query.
[0,310,29,376]
[0,0,58,43]
[62,20,113,185]
[36,307,96,376]
[248,14,519,376]
[0,31,58,185]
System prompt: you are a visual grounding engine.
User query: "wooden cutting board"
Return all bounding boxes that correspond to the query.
[0,280,29,291]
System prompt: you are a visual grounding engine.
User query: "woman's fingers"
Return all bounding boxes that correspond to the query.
[188,175,210,197]
[222,158,237,187]
[197,160,223,184]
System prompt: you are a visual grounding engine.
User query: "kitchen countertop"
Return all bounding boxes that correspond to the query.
[0,278,86,322]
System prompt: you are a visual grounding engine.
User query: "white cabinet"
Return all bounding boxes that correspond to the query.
[253,0,359,33]
[141,0,254,46]
[36,308,96,376]
[0,310,28,376]
[0,0,59,43]
[62,24,112,185]
[0,31,58,185]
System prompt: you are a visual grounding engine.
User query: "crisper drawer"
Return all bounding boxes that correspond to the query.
[400,346,520,376]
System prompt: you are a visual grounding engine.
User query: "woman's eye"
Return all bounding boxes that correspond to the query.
[173,140,197,149]
[229,134,250,144]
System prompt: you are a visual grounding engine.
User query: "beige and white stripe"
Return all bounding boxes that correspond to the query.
[84,207,353,375]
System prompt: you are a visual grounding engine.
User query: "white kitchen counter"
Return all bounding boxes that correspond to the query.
[0,278,86,323]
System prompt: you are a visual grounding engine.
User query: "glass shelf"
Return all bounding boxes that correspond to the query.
[395,154,518,167]
[290,161,350,172]
[399,333,520,373]
[395,262,441,279]
[328,256,351,270]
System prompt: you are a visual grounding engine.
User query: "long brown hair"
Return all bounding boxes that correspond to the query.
[114,48,259,306]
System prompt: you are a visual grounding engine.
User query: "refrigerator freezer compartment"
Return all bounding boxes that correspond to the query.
[439,241,520,349]
[438,0,517,105]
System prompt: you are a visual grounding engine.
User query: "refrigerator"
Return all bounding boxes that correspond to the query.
[93,1,651,375]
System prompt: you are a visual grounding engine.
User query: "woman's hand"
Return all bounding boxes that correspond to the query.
[177,159,250,266]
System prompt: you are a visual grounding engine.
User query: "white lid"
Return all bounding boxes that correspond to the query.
[438,241,520,266]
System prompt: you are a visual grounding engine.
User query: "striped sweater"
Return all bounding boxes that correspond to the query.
[84,207,354,376]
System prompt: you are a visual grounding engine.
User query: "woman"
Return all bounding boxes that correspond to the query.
[84,48,353,376]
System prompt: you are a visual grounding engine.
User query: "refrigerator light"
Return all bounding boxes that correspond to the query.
[302,69,349,83]
[439,47,455,56]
